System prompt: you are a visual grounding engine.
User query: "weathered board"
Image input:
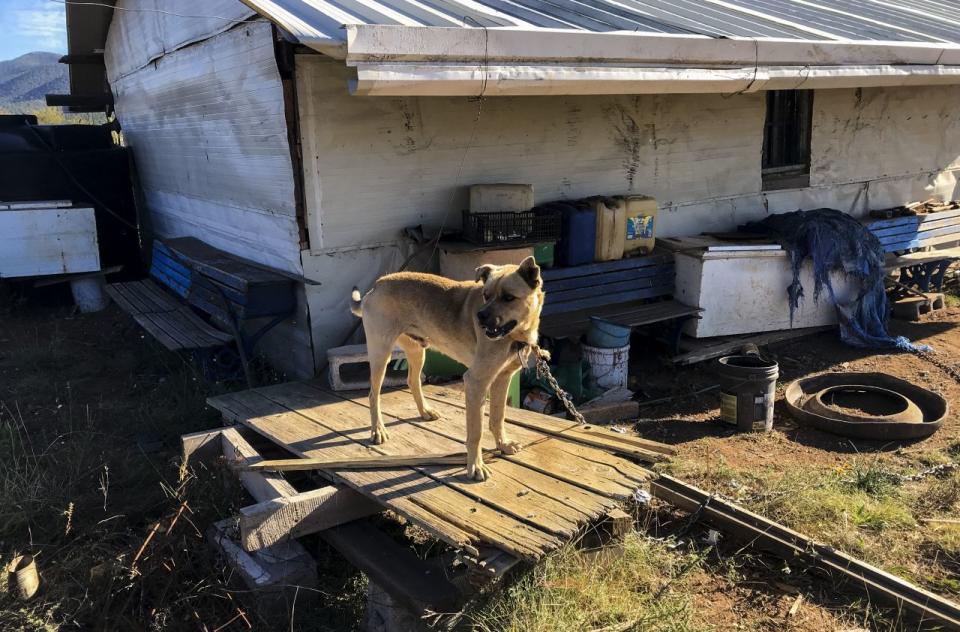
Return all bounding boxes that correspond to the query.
[0,206,99,278]
[207,381,661,560]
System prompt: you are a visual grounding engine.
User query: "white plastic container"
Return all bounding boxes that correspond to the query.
[583,343,630,390]
[70,276,109,313]
[675,248,855,337]
[592,198,626,261]
[622,195,658,256]
[469,184,534,213]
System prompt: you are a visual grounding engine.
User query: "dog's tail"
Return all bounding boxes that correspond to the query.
[349,287,363,318]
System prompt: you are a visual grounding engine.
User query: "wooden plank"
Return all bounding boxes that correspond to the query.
[422,385,675,459]
[164,237,291,290]
[130,312,189,351]
[541,283,674,316]
[670,326,832,365]
[107,282,157,315]
[350,385,653,500]
[539,299,701,338]
[220,426,297,503]
[239,486,381,551]
[866,207,960,230]
[541,253,673,280]
[544,264,674,292]
[136,279,187,313]
[255,383,605,539]
[651,476,960,628]
[105,283,145,315]
[180,428,223,465]
[209,391,554,559]
[545,273,674,305]
[320,520,465,614]
[243,452,492,471]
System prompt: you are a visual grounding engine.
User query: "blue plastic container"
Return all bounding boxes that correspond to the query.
[555,202,597,267]
[586,317,632,348]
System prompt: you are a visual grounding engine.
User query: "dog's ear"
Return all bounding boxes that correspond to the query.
[475,264,497,284]
[517,256,541,289]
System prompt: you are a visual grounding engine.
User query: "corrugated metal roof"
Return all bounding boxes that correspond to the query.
[242,0,960,45]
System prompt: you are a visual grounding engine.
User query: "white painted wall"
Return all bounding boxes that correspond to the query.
[298,56,960,366]
[106,16,315,378]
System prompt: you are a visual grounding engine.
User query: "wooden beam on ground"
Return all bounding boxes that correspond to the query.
[220,426,296,503]
[239,486,381,552]
[651,475,960,628]
[670,326,831,365]
[320,519,465,615]
[180,428,223,466]
[239,450,498,472]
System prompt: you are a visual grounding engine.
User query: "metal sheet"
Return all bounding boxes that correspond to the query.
[242,0,960,45]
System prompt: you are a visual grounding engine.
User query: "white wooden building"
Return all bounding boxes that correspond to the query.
[66,0,960,378]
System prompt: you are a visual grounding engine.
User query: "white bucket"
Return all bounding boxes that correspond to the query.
[70,276,109,313]
[583,343,630,390]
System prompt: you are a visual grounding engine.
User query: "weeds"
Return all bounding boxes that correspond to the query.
[470,533,704,632]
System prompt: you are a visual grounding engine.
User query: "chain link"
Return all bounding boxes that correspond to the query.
[529,346,588,425]
[912,347,960,384]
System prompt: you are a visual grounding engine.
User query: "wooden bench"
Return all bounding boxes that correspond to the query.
[538,252,701,352]
[107,237,296,385]
[867,206,960,294]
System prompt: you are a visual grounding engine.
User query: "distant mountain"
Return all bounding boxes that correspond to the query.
[0,52,68,107]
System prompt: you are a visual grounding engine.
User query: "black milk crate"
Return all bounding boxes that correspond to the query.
[461,208,561,246]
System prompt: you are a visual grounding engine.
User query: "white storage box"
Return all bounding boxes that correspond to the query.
[0,204,100,278]
[675,248,854,338]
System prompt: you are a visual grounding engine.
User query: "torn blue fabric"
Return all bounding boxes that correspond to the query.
[743,208,929,352]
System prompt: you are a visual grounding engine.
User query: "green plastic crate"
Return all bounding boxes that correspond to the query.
[534,243,555,268]
[424,349,520,407]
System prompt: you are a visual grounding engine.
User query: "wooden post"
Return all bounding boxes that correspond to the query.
[239,486,380,551]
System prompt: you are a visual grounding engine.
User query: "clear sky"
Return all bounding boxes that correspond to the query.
[0,0,67,62]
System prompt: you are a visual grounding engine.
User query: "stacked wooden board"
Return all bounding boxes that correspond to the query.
[867,203,960,252]
[206,381,672,560]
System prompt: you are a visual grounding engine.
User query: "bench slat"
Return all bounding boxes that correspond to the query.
[544,264,673,292]
[867,207,960,230]
[540,299,700,338]
[108,279,233,351]
[541,283,674,316]
[541,253,672,281]
[545,273,674,305]
[164,237,291,292]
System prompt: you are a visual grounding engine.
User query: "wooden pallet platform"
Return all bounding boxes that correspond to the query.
[206,381,664,561]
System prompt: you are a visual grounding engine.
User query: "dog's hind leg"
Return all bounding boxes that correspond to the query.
[396,335,439,421]
[365,333,397,445]
[488,368,522,455]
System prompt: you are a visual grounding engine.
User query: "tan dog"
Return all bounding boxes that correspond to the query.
[350,256,545,481]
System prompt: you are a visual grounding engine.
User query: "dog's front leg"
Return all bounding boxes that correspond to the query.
[463,370,493,481]
[488,368,522,455]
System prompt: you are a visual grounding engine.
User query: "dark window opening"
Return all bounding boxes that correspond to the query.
[762,90,813,191]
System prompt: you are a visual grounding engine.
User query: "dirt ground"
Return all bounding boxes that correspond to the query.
[1,283,958,631]
[635,306,960,631]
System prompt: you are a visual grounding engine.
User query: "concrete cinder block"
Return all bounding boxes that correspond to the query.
[208,518,318,622]
[327,344,407,391]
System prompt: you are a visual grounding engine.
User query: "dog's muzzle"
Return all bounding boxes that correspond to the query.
[482,320,517,340]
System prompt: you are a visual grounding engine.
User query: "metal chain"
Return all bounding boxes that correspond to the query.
[912,347,960,384]
[530,347,588,425]
[899,462,959,483]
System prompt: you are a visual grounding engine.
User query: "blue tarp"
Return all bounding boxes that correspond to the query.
[743,208,928,352]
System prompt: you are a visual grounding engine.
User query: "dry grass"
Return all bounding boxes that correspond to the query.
[469,532,706,632]
[661,448,960,610]
[0,299,369,631]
